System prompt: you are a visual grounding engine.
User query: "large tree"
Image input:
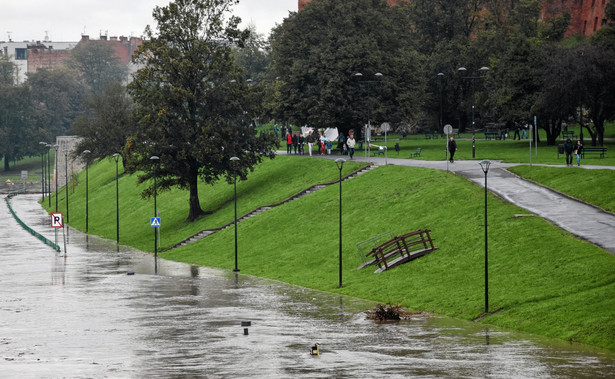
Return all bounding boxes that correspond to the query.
[71,81,136,164]
[67,39,128,96]
[127,0,277,222]
[270,0,426,137]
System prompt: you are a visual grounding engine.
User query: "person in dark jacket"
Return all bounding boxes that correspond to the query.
[563,138,574,166]
[448,136,458,163]
[292,133,298,154]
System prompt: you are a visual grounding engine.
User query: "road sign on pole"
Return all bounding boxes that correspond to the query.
[51,213,63,228]
[150,217,161,227]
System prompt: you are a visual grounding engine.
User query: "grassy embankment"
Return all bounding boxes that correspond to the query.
[41,153,615,352]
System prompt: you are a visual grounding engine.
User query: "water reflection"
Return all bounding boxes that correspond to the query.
[2,194,615,378]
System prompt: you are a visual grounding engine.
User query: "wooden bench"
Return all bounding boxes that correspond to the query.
[371,144,386,156]
[424,131,439,139]
[358,229,437,273]
[484,132,500,140]
[582,147,607,158]
[411,148,422,158]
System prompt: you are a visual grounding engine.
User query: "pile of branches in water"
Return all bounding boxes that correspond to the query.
[365,303,414,321]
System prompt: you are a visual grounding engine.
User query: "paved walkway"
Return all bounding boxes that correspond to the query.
[300,151,615,254]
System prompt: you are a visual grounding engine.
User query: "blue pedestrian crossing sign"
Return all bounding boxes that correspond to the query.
[150,217,161,227]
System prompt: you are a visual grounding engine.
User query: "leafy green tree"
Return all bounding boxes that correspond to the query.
[71,81,136,164]
[67,40,128,96]
[0,81,35,170]
[127,0,277,222]
[27,68,86,138]
[270,0,426,137]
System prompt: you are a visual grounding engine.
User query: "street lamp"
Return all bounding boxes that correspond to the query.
[39,142,47,202]
[83,150,91,232]
[52,144,59,212]
[458,66,489,158]
[479,160,491,314]
[354,72,383,158]
[335,158,345,288]
[64,149,69,224]
[47,144,52,207]
[437,72,445,132]
[151,156,160,258]
[113,153,121,244]
[230,156,240,273]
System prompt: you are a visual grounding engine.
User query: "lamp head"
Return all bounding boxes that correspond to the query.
[479,160,491,174]
[335,158,346,170]
[230,156,240,162]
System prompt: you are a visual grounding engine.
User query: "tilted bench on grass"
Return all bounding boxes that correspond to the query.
[357,229,438,273]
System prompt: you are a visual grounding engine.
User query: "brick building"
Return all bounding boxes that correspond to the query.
[298,0,611,37]
[0,34,142,83]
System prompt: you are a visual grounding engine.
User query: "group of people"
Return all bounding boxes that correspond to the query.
[278,124,358,159]
[563,138,584,166]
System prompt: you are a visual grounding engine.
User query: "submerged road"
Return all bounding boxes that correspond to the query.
[3,194,615,377]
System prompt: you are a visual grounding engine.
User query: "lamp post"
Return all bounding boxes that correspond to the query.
[354,72,383,158]
[479,160,491,314]
[47,144,52,207]
[83,150,91,233]
[335,158,345,288]
[151,156,160,258]
[230,157,240,272]
[64,149,69,224]
[39,142,47,201]
[437,72,445,132]
[458,66,489,158]
[113,153,121,244]
[53,145,59,212]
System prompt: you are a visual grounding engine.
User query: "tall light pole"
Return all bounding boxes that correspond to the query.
[151,156,160,258]
[479,160,491,314]
[335,158,345,288]
[230,157,240,272]
[113,153,121,244]
[53,145,59,212]
[64,149,69,224]
[83,150,91,232]
[438,72,445,132]
[458,66,489,158]
[47,144,52,207]
[39,142,47,202]
[354,72,383,158]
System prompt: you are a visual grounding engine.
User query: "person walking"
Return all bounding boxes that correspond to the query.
[448,136,458,163]
[564,138,574,166]
[574,140,583,166]
[292,133,298,154]
[347,133,356,159]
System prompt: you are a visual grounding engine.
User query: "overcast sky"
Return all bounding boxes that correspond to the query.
[1,0,298,42]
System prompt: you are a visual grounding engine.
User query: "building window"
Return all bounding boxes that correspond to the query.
[15,48,27,60]
[583,20,587,34]
[594,17,598,31]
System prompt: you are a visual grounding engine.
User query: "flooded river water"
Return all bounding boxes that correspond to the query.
[1,194,614,378]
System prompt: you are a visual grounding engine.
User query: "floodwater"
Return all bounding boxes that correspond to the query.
[2,195,614,378]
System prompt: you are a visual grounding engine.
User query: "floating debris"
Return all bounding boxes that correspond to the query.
[365,303,414,321]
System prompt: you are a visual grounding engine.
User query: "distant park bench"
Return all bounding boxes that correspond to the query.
[561,131,576,140]
[371,144,386,156]
[582,147,607,158]
[411,148,422,158]
[424,131,439,139]
[357,229,437,273]
[484,132,500,140]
